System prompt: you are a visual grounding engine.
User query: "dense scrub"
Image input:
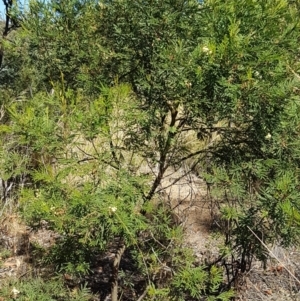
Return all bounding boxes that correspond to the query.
[1,0,300,300]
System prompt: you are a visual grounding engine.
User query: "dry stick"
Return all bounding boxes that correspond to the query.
[137,288,148,301]
[247,226,300,285]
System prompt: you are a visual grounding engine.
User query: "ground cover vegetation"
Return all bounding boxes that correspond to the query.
[1,0,300,300]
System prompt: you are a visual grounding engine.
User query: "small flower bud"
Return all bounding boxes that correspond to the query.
[109,206,117,213]
[202,46,212,54]
[265,133,272,140]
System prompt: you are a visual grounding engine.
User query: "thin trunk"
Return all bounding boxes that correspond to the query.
[145,109,178,202]
[111,244,126,301]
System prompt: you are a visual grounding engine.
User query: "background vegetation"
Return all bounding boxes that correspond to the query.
[1,0,300,300]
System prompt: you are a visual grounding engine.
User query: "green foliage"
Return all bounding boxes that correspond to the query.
[20,168,148,274]
[171,265,234,301]
[1,0,300,299]
[0,277,94,301]
[172,266,208,299]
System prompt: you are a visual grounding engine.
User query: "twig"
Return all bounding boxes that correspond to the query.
[247,226,300,285]
[150,231,167,249]
[137,288,148,301]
